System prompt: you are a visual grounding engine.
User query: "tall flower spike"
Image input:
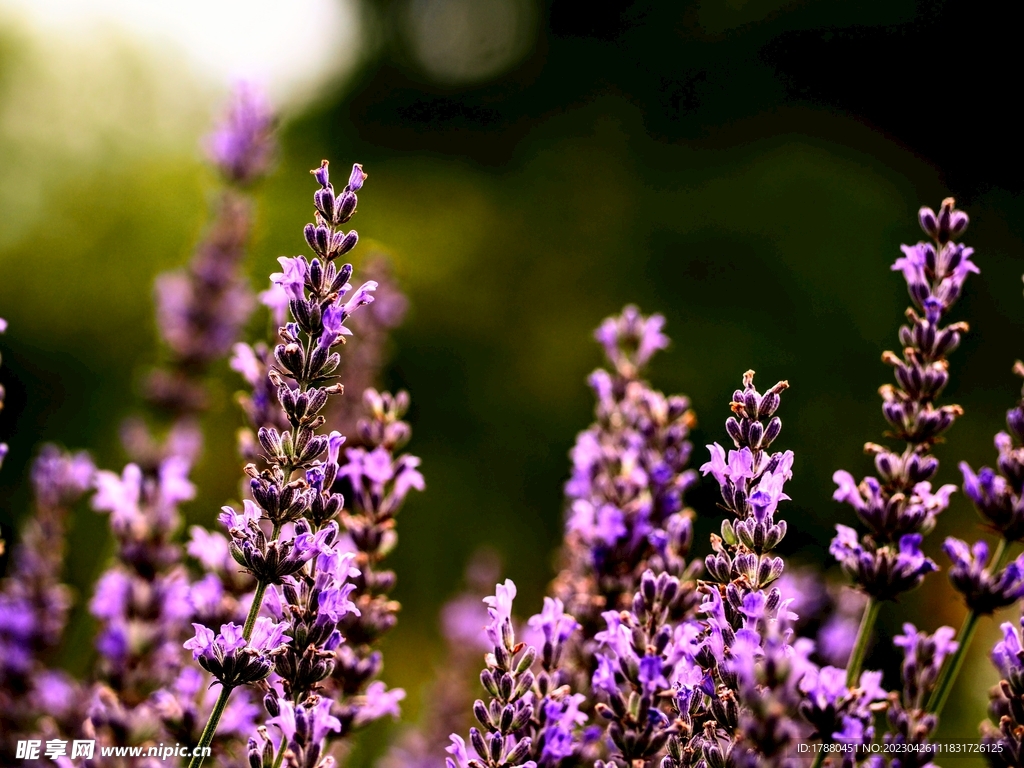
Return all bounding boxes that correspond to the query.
[187,159,379,768]
[665,370,836,768]
[85,451,198,759]
[323,388,422,736]
[0,446,95,764]
[929,351,1024,719]
[553,305,701,695]
[143,84,276,422]
[831,199,974,685]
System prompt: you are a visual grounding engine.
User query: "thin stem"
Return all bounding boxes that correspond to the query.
[846,597,881,687]
[809,748,828,768]
[926,609,980,717]
[926,536,1010,716]
[188,683,233,768]
[243,580,268,638]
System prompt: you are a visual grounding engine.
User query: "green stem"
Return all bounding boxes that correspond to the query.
[809,747,829,768]
[926,609,980,717]
[188,524,281,768]
[846,597,881,687]
[188,683,234,768]
[926,537,1010,716]
[244,579,268,638]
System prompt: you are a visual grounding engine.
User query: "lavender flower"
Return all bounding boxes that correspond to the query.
[829,199,975,693]
[186,159,381,768]
[89,454,196,693]
[553,305,700,687]
[0,446,95,763]
[324,388,422,735]
[448,579,587,768]
[699,371,792,591]
[207,83,276,186]
[658,371,827,768]
[829,526,936,601]
[944,538,1024,614]
[831,199,972,584]
[184,617,290,687]
[983,617,1024,763]
[142,83,274,425]
[880,624,958,762]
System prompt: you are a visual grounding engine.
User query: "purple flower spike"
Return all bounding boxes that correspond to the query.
[207,83,275,185]
[145,87,277,416]
[831,199,975,611]
[555,305,699,647]
[0,445,95,752]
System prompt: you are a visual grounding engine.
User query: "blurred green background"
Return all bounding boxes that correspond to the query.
[0,0,1022,762]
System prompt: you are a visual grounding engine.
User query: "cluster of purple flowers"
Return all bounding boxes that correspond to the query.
[423,199,1024,768]
[4,78,1024,768]
[0,86,417,768]
[145,85,275,422]
[180,156,424,768]
[0,447,95,759]
[553,306,701,696]
[830,200,973,609]
[446,580,589,768]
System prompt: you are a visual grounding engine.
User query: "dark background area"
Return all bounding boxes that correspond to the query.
[1,0,1021,759]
